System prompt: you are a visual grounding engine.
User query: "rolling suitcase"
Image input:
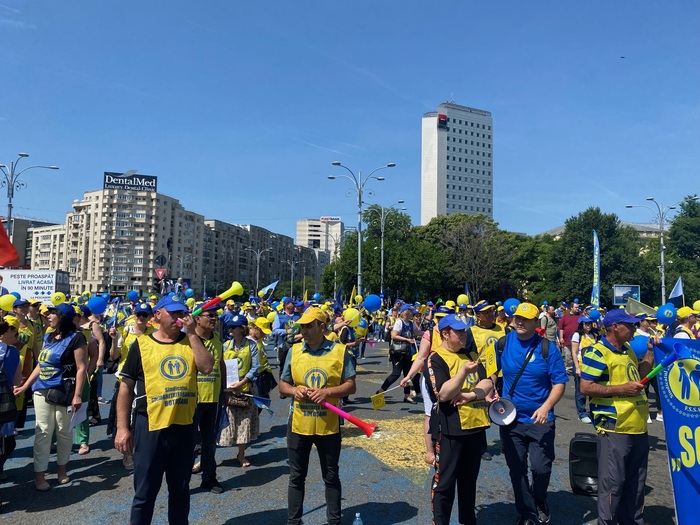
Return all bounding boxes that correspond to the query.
[569,432,598,495]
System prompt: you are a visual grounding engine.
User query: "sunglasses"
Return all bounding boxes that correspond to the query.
[201,313,218,318]
[136,313,151,318]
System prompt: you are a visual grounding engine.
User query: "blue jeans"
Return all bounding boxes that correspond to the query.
[573,374,588,419]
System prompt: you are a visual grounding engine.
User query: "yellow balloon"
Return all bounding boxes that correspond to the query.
[266,311,277,323]
[694,300,700,312]
[0,294,16,312]
[81,290,91,299]
[355,294,363,303]
[51,292,66,306]
[456,294,469,306]
[320,304,328,312]
[344,308,361,327]
[258,290,265,298]
[186,298,196,308]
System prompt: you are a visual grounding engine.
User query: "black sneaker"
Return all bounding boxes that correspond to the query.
[536,500,550,524]
[481,451,492,461]
[201,480,225,494]
[516,517,538,525]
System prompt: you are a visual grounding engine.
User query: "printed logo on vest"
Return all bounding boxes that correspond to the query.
[626,362,641,382]
[160,355,188,380]
[303,368,329,389]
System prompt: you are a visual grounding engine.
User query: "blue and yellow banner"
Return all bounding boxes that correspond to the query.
[654,338,700,525]
[591,230,600,309]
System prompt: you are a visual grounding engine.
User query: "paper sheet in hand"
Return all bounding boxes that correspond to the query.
[69,403,88,431]
[224,359,239,387]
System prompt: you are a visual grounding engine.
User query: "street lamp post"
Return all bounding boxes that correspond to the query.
[367,201,406,296]
[626,196,699,304]
[177,254,192,280]
[327,231,347,299]
[328,161,396,296]
[246,247,272,292]
[285,259,298,297]
[104,241,121,295]
[0,153,59,240]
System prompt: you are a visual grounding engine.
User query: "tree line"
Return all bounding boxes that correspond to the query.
[321,196,700,308]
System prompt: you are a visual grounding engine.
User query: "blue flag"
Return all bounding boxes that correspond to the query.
[591,231,600,308]
[336,285,343,306]
[653,338,700,525]
[669,276,684,307]
[260,280,279,295]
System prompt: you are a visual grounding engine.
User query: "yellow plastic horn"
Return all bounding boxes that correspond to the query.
[192,281,244,317]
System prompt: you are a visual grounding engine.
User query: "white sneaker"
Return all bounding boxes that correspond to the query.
[580,416,592,424]
[647,416,652,423]
[656,413,664,422]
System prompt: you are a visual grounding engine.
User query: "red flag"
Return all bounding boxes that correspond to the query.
[0,222,19,267]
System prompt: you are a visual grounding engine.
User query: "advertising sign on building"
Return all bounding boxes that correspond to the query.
[612,284,641,306]
[103,171,158,192]
[0,270,71,303]
[320,216,341,222]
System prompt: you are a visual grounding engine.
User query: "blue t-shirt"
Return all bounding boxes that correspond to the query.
[0,342,20,386]
[497,332,568,423]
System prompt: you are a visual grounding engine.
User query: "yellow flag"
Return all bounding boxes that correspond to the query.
[370,392,386,410]
[349,285,357,306]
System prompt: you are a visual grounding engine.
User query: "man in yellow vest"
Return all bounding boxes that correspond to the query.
[580,308,655,525]
[193,303,225,493]
[674,306,698,339]
[279,306,356,525]
[114,295,214,525]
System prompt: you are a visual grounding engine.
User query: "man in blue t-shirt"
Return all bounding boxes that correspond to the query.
[496,302,568,525]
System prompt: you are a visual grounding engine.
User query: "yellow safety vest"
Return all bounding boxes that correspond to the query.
[290,341,346,436]
[223,339,253,392]
[140,334,198,432]
[432,347,490,431]
[254,338,272,374]
[430,327,443,352]
[470,324,503,378]
[119,326,155,375]
[675,326,696,340]
[589,341,648,434]
[326,332,339,342]
[196,333,223,403]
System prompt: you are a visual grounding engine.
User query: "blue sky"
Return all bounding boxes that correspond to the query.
[1,1,698,240]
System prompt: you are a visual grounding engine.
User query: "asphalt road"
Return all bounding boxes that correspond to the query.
[0,340,676,525]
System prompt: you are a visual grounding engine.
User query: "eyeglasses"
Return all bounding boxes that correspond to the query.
[135,313,151,318]
[202,313,218,318]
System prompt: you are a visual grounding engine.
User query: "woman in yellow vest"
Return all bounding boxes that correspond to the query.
[571,316,598,424]
[218,314,259,467]
[424,314,494,525]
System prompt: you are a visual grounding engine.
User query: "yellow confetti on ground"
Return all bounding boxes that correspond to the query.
[342,412,431,485]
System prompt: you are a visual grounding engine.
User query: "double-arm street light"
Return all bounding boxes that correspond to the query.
[367,200,406,296]
[626,196,698,304]
[327,231,347,299]
[285,258,298,297]
[328,161,396,296]
[246,246,273,292]
[177,254,192,280]
[0,153,59,240]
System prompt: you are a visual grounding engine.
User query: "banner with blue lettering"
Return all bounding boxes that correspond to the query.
[591,230,600,309]
[653,338,700,525]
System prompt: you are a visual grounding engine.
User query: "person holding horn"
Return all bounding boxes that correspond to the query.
[279,306,356,525]
[424,313,494,525]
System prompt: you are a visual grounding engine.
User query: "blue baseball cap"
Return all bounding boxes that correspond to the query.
[473,300,494,313]
[79,305,92,317]
[400,304,416,313]
[438,314,469,332]
[134,302,153,315]
[226,314,248,328]
[426,301,434,306]
[49,303,76,320]
[12,298,29,307]
[154,295,188,313]
[434,306,455,317]
[602,309,640,327]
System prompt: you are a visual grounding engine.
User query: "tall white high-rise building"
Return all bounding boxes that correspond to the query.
[421,102,494,225]
[296,217,344,259]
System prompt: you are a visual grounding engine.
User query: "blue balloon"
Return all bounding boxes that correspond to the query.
[628,336,649,359]
[364,294,382,312]
[589,309,601,321]
[185,288,194,298]
[101,292,110,301]
[127,290,139,302]
[87,296,107,315]
[358,319,368,329]
[10,292,20,300]
[313,293,321,302]
[503,298,520,316]
[656,303,677,324]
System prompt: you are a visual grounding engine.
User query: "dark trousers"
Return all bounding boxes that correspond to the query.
[596,432,648,525]
[432,431,485,525]
[381,351,412,395]
[194,402,219,483]
[500,420,556,522]
[573,374,588,419]
[130,414,195,525]
[287,424,342,525]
